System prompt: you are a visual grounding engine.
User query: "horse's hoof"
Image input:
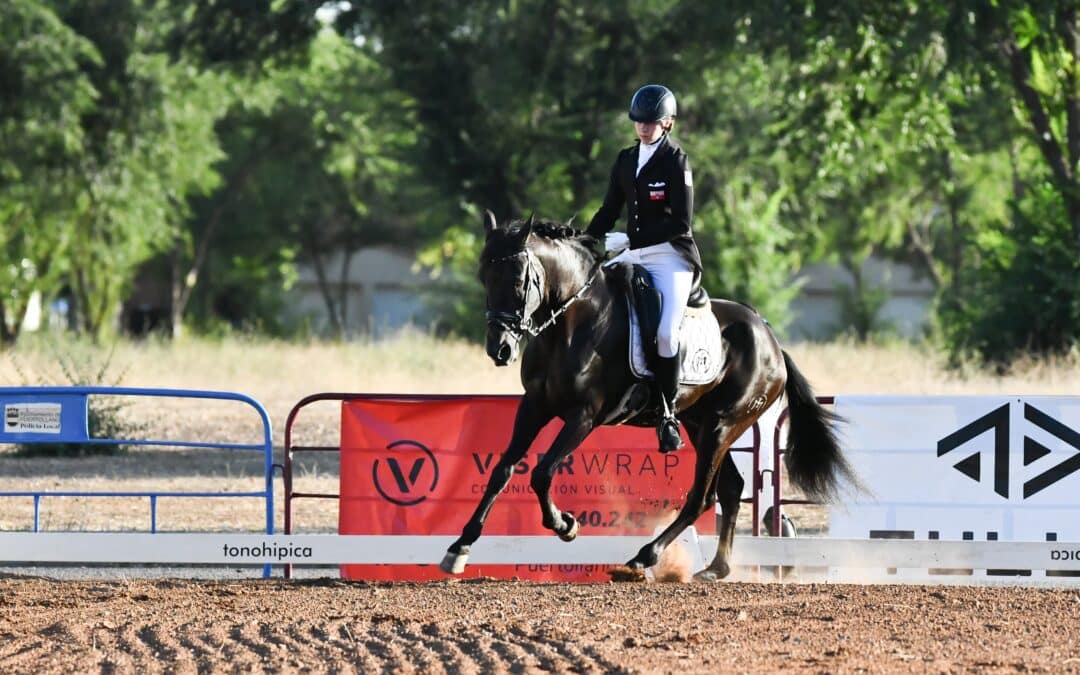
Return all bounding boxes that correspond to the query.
[607,565,647,583]
[557,513,580,542]
[693,563,730,582]
[440,550,469,575]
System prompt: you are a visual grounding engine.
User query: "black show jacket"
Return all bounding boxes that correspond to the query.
[586,135,703,275]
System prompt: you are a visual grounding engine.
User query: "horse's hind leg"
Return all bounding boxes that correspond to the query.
[695,451,743,582]
[625,412,724,571]
[625,419,750,573]
[440,397,552,574]
[530,412,594,541]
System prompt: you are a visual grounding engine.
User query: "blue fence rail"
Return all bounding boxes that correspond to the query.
[0,386,275,575]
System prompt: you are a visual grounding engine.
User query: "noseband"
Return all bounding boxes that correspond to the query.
[485,249,600,339]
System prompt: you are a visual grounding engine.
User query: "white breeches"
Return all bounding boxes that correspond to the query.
[604,242,694,358]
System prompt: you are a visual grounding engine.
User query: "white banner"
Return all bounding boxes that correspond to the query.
[829,396,1080,578]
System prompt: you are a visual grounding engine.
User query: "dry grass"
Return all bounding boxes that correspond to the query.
[5,332,1076,417]
[783,338,1080,396]
[0,333,1077,534]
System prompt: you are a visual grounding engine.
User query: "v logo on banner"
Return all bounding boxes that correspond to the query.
[385,458,426,493]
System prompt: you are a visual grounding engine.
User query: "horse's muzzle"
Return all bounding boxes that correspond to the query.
[486,331,518,366]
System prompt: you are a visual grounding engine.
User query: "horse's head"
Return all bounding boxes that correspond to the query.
[478,210,543,366]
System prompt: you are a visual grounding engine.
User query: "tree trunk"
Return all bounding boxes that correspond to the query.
[1002,31,1080,249]
[169,137,291,336]
[0,296,18,346]
[169,247,185,339]
[302,224,344,338]
[337,248,356,337]
[1061,3,1080,251]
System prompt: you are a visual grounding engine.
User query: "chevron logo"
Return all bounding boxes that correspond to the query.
[1021,404,1080,498]
[936,403,1080,500]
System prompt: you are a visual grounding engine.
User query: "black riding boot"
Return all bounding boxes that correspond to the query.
[654,355,684,453]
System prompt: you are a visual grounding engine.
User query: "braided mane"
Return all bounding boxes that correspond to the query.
[480,218,599,280]
[525,219,582,240]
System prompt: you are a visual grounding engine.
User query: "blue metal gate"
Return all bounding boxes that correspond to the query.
[0,386,275,575]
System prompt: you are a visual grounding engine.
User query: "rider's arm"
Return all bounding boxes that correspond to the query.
[586,152,626,238]
[666,153,694,238]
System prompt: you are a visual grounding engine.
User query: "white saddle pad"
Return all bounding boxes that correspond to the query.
[627,298,723,384]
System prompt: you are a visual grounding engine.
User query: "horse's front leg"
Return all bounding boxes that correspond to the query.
[530,412,595,541]
[440,397,552,574]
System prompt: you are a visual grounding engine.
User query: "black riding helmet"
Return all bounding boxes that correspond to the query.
[628,84,677,122]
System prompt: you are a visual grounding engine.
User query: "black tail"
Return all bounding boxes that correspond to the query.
[781,350,859,502]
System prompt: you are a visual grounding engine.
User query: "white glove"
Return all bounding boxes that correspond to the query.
[604,232,630,253]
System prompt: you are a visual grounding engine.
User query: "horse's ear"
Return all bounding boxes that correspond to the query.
[482,209,499,234]
[566,214,576,229]
[520,213,535,239]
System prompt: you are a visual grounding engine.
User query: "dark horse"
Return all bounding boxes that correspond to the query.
[439,212,857,580]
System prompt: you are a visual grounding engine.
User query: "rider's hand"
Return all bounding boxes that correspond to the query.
[604,232,630,253]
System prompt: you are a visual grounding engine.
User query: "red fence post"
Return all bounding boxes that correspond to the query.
[770,396,835,536]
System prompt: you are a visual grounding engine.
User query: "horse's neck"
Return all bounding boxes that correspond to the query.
[534,241,596,309]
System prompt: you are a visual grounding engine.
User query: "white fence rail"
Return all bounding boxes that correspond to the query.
[2,532,1078,577]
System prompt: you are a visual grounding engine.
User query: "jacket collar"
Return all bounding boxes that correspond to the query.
[631,134,670,179]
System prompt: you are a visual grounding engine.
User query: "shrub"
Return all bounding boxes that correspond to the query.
[941,180,1080,366]
[8,341,146,457]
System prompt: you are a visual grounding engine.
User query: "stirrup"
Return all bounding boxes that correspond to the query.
[658,415,683,453]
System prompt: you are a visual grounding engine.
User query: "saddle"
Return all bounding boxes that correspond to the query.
[613,264,723,385]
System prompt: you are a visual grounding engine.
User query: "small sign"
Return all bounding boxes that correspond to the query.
[4,402,62,434]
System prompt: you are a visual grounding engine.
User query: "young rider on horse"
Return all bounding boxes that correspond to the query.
[586,84,704,454]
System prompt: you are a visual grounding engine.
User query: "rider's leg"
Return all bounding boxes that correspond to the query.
[640,244,694,452]
[652,355,683,452]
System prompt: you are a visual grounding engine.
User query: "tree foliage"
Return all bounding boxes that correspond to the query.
[0,0,97,342]
[1,0,316,342]
[1,0,1077,363]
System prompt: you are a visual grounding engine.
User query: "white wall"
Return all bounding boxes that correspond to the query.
[286,246,434,337]
[788,256,935,340]
[287,247,935,341]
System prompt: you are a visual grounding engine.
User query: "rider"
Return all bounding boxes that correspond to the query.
[586,84,704,453]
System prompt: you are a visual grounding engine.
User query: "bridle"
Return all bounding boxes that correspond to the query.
[485,249,601,339]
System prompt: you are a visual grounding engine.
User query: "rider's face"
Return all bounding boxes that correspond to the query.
[635,119,668,144]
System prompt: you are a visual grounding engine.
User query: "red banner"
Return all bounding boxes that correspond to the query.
[339,396,715,581]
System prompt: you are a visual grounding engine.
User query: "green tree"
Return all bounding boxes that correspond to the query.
[697,1,1079,356]
[680,53,803,329]
[340,0,688,217]
[65,53,229,339]
[0,0,98,343]
[354,0,815,334]
[169,27,428,337]
[1,1,318,343]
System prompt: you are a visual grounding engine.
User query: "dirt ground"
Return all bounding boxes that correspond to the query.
[3,340,1078,672]
[1,577,1078,674]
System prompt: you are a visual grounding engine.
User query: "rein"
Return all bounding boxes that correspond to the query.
[485,249,602,339]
